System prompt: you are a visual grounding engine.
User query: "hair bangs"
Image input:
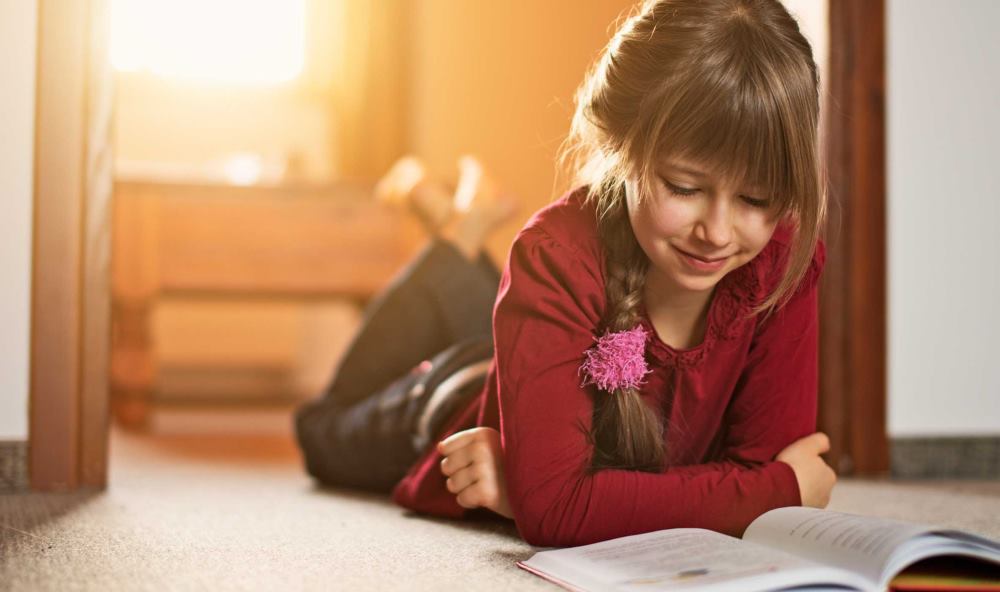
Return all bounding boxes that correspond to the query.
[633,52,800,219]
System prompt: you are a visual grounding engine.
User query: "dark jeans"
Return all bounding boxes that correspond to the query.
[294,238,501,493]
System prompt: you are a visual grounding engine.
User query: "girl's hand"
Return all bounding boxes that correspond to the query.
[437,427,513,519]
[775,432,837,509]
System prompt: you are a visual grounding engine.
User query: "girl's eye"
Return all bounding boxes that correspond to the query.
[662,177,771,209]
[662,179,698,196]
[741,196,771,209]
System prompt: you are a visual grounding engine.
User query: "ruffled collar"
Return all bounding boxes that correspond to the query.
[638,244,775,370]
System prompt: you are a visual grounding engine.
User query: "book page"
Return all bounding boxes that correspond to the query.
[518,528,866,592]
[743,507,935,585]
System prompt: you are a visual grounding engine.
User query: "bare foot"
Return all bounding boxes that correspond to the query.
[410,180,454,234]
[440,156,520,261]
[374,156,454,234]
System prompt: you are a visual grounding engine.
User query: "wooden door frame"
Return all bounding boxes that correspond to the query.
[819,0,890,475]
[29,0,112,491]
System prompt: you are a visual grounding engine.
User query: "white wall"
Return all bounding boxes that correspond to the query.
[888,0,1000,437]
[0,0,37,441]
[781,0,828,98]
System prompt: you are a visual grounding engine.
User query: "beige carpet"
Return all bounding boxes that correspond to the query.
[1,429,998,591]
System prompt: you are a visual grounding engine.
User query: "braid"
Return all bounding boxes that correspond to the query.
[585,184,667,474]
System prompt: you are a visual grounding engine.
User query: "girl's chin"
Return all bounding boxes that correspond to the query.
[675,275,721,293]
[662,266,724,293]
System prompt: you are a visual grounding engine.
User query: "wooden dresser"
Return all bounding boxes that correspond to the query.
[110,179,423,431]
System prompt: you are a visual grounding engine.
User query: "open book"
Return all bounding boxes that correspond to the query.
[517,507,1000,591]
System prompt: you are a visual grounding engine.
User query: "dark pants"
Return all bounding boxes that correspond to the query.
[294,238,501,493]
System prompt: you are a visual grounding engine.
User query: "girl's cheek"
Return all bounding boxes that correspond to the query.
[648,197,691,235]
[747,212,780,247]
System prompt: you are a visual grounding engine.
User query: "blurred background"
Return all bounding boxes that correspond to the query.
[104,0,682,437]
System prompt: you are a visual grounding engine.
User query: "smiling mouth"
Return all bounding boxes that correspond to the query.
[674,246,730,263]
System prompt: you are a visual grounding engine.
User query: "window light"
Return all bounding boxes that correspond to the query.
[110,0,306,85]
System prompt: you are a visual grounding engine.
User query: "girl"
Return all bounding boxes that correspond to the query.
[295,0,836,548]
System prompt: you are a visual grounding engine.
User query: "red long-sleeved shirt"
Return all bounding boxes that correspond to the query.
[391,186,827,548]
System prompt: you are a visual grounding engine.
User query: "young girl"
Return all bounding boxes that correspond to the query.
[295,0,836,548]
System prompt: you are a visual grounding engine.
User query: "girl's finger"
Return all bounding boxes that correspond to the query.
[445,464,481,495]
[439,441,488,476]
[449,455,503,511]
[807,432,831,454]
[455,480,485,509]
[456,468,503,512]
[441,442,491,475]
[436,428,480,456]
[441,446,476,475]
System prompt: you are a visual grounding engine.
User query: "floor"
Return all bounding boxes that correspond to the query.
[1,429,998,591]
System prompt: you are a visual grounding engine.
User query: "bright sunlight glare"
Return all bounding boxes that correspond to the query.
[110,0,306,85]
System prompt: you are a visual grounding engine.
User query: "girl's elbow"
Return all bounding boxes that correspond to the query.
[511,491,591,548]
[516,517,576,548]
[516,516,607,548]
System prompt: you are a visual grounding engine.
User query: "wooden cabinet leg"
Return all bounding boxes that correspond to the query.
[110,300,155,430]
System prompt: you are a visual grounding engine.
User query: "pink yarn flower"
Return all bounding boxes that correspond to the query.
[578,325,652,392]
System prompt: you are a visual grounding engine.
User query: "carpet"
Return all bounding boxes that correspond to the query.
[1,429,997,591]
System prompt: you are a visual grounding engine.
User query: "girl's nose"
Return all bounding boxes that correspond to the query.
[694,197,733,249]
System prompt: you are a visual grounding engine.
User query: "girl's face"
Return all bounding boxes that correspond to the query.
[626,156,781,297]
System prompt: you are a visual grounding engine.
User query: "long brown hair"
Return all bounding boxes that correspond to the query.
[558,0,827,473]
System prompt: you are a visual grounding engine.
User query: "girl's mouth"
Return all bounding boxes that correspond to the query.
[673,246,728,273]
